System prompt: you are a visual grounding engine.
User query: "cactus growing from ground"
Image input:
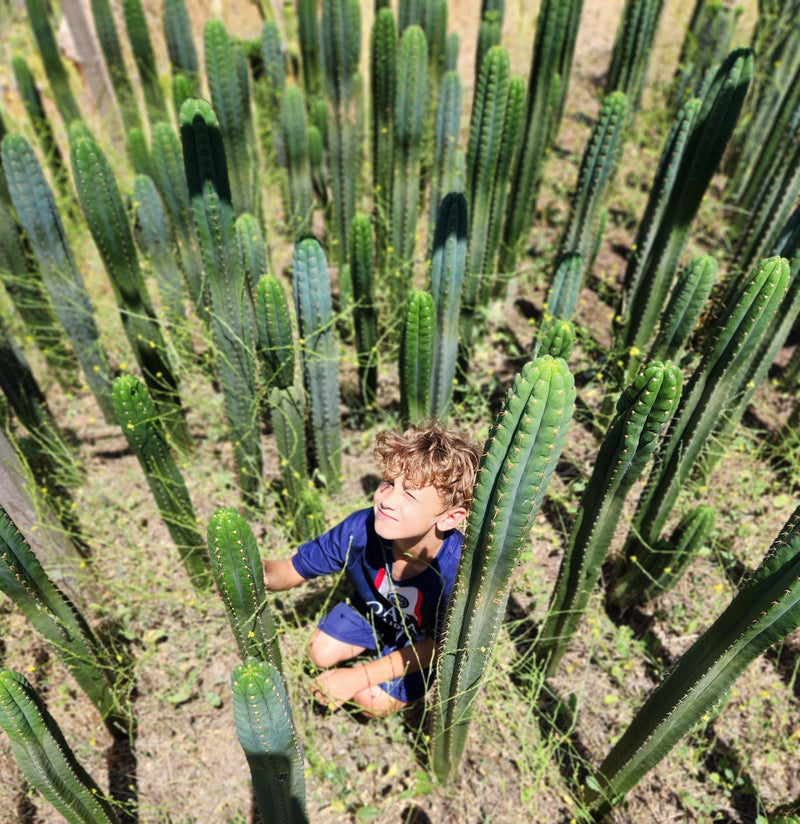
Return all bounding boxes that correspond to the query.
[256,273,296,391]
[432,355,576,784]
[292,236,341,490]
[123,0,169,124]
[1,133,116,422]
[587,504,800,817]
[350,212,379,407]
[0,669,120,824]
[0,507,131,737]
[231,658,307,824]
[112,374,212,590]
[207,508,282,669]
[400,289,435,426]
[534,360,682,675]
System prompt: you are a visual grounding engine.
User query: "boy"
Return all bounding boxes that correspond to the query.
[262,424,481,717]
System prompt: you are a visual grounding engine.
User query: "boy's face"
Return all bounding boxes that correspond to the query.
[373,473,465,549]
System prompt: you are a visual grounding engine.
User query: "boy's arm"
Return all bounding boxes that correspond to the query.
[313,636,436,708]
[262,558,307,591]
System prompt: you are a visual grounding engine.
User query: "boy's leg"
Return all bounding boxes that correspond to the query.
[307,627,366,668]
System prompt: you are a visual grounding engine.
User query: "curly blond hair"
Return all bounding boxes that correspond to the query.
[374,424,481,511]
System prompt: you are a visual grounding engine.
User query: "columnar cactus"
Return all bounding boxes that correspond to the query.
[400,290,435,426]
[1,133,115,421]
[207,508,282,669]
[256,273,296,391]
[112,374,211,590]
[429,192,467,421]
[281,85,314,239]
[71,134,191,450]
[432,355,576,783]
[180,98,262,506]
[123,0,169,123]
[231,659,307,824]
[163,0,200,106]
[0,669,120,824]
[350,212,379,406]
[534,360,682,675]
[292,236,341,490]
[0,507,130,737]
[587,504,800,817]
[429,69,463,233]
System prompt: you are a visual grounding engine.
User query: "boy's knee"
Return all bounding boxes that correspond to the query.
[307,630,356,669]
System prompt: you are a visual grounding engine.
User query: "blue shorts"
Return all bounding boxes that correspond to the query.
[317,601,432,703]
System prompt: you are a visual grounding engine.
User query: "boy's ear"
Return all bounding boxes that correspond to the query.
[437,506,467,530]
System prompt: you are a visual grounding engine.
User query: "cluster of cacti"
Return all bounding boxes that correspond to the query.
[2,0,800,820]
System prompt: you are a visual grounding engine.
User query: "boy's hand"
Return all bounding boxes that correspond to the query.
[312,666,368,710]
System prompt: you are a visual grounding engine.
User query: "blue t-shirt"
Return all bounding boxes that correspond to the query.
[292,508,463,650]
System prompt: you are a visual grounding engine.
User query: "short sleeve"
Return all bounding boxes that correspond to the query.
[292,508,371,579]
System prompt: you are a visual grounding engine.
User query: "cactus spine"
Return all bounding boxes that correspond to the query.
[432,356,576,783]
[112,374,211,590]
[292,236,341,490]
[534,361,682,675]
[429,192,467,421]
[207,508,282,669]
[71,135,190,450]
[587,505,800,817]
[0,669,120,824]
[400,290,435,426]
[231,659,308,824]
[0,507,130,737]
[1,134,115,421]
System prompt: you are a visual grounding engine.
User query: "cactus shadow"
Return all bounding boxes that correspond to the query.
[107,733,138,824]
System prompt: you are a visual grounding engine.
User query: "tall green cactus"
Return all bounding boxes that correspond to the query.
[163,0,200,105]
[557,90,628,282]
[180,98,262,506]
[464,44,510,306]
[24,0,81,125]
[429,69,463,233]
[123,0,169,124]
[609,503,715,610]
[0,669,120,824]
[543,251,583,322]
[534,361,682,675]
[11,55,70,198]
[429,192,467,421]
[89,0,142,134]
[71,135,191,450]
[350,212,379,407]
[605,0,665,115]
[207,508,282,669]
[391,24,428,294]
[586,504,800,817]
[623,256,790,564]
[0,199,74,383]
[281,84,314,238]
[292,236,341,490]
[432,355,576,783]
[617,48,753,378]
[400,290,435,426]
[1,133,115,422]
[231,659,307,824]
[149,121,209,322]
[112,374,212,590]
[256,273,295,390]
[235,212,269,293]
[370,7,397,266]
[321,0,362,269]
[296,0,322,100]
[0,506,130,737]
[205,20,259,217]
[645,253,717,365]
[500,0,585,272]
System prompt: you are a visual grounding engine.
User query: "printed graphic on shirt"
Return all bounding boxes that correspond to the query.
[365,567,425,640]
